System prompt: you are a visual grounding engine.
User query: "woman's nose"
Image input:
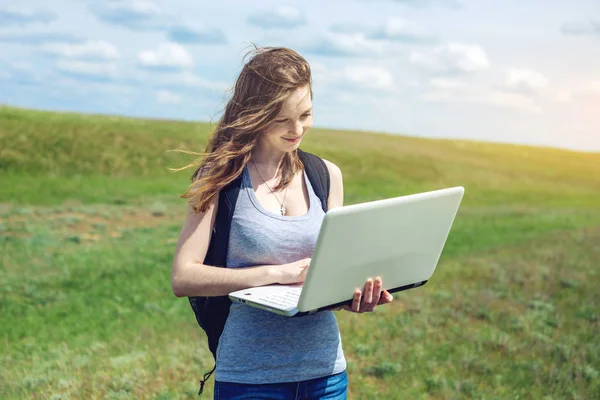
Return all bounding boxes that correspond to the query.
[292,120,303,135]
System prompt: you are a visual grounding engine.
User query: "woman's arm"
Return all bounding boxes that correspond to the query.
[323,159,344,211]
[171,196,309,297]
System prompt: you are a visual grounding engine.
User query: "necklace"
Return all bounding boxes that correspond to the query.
[251,161,289,216]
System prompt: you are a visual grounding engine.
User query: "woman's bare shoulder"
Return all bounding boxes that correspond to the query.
[322,159,342,181]
[321,158,344,208]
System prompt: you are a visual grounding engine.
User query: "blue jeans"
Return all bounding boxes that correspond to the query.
[213,370,348,400]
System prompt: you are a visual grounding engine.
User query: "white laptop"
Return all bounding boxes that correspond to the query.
[229,186,464,317]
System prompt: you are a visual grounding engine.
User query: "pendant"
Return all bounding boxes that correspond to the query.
[280,206,286,216]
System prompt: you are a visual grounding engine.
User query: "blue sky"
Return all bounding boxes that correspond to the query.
[1,0,599,151]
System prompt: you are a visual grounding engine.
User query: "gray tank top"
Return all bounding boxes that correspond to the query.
[214,164,347,384]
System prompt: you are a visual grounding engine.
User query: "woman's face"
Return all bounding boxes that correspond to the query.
[258,85,313,154]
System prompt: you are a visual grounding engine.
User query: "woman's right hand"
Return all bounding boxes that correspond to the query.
[274,258,311,284]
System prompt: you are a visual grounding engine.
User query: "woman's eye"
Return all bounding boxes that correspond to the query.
[276,114,310,123]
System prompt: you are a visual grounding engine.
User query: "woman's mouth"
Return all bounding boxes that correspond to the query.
[283,137,301,143]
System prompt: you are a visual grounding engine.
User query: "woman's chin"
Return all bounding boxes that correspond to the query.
[290,141,303,152]
[283,138,303,150]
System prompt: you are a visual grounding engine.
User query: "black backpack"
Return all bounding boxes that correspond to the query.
[188,149,331,395]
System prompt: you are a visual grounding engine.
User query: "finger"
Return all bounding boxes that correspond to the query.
[362,278,381,312]
[363,279,373,305]
[300,268,308,280]
[370,277,382,309]
[378,290,393,304]
[363,279,378,312]
[352,289,361,312]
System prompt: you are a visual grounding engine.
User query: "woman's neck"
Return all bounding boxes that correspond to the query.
[250,144,286,175]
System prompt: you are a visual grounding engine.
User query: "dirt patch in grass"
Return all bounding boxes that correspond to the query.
[0,203,183,244]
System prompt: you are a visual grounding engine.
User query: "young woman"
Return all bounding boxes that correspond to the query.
[171,46,393,399]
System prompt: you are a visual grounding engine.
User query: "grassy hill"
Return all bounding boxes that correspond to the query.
[1,105,599,399]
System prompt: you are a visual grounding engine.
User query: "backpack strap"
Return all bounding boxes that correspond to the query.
[297,149,330,212]
[206,173,243,268]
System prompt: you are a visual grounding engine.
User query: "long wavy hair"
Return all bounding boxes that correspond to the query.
[179,46,313,214]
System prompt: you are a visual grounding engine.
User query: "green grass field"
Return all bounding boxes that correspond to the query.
[1,105,599,399]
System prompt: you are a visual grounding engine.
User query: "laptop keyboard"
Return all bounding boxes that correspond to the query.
[259,288,301,309]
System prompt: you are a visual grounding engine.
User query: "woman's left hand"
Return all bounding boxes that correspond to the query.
[335,277,393,313]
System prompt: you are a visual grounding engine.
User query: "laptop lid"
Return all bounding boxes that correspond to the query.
[296,186,464,313]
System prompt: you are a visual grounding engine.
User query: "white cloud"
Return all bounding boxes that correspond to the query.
[166,25,227,45]
[138,43,193,69]
[95,0,162,18]
[560,20,600,36]
[482,91,541,114]
[422,89,541,114]
[56,60,117,78]
[161,71,229,92]
[90,0,169,31]
[422,78,541,114]
[0,31,83,45]
[335,92,365,105]
[309,61,329,85]
[553,89,573,103]
[156,90,181,104]
[308,62,394,92]
[9,62,37,73]
[124,0,162,15]
[0,62,45,82]
[301,32,388,57]
[341,66,394,90]
[0,7,57,26]
[331,18,435,43]
[274,6,303,21]
[331,33,387,56]
[373,18,435,42]
[410,43,490,74]
[583,81,600,97]
[41,40,120,61]
[429,78,465,90]
[310,61,328,75]
[505,68,549,92]
[247,6,306,29]
[556,80,600,103]
[357,0,462,8]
